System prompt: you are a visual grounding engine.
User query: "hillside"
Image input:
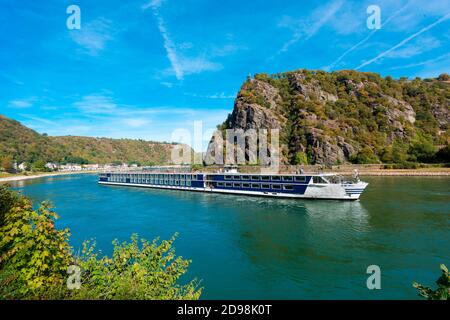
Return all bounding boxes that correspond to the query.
[50,136,175,165]
[0,115,68,164]
[215,70,449,165]
[0,115,180,166]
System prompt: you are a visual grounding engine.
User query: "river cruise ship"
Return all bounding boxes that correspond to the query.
[98,169,368,200]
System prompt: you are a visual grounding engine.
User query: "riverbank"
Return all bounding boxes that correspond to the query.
[0,171,98,183]
[1,167,449,183]
[328,168,450,176]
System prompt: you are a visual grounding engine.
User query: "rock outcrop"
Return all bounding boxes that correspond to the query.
[213,69,449,165]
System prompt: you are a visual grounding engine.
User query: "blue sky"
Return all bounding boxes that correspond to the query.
[1,0,449,150]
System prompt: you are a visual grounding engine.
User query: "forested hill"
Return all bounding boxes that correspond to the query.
[218,70,449,165]
[0,114,179,166]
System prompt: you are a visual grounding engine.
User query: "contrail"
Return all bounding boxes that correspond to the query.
[326,2,410,71]
[356,12,450,70]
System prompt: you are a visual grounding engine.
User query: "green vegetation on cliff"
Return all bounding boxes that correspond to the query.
[221,69,449,166]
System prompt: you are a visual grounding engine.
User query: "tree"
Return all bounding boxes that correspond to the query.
[293,152,308,165]
[1,156,15,173]
[0,186,202,300]
[437,73,450,81]
[413,264,449,300]
[68,234,202,300]
[31,159,48,172]
[408,135,436,162]
[350,147,379,164]
[391,140,408,164]
[435,144,450,163]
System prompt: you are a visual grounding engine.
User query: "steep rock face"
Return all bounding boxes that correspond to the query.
[432,103,449,132]
[287,73,338,103]
[229,103,281,130]
[226,80,285,130]
[215,69,449,165]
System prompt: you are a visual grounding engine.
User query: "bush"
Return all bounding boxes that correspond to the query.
[0,190,71,299]
[408,134,436,162]
[292,152,308,165]
[0,186,202,300]
[350,147,379,164]
[435,144,450,163]
[413,264,449,300]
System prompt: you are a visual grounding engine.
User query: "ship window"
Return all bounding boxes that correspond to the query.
[187,175,192,180]
[180,174,185,179]
[251,183,260,189]
[295,176,306,182]
[272,184,281,190]
[175,174,179,179]
[164,174,168,179]
[225,182,232,187]
[242,183,250,188]
[261,184,270,189]
[175,180,179,185]
[251,176,260,181]
[186,180,191,186]
[192,174,197,180]
[283,185,294,190]
[241,175,250,180]
[180,180,185,186]
[233,175,240,180]
[169,180,174,185]
[224,175,232,180]
[313,176,327,184]
[282,176,293,181]
[261,176,270,181]
[217,182,224,187]
[233,183,241,188]
[271,176,281,181]
[164,179,168,184]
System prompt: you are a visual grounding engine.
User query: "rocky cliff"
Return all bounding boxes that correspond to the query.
[216,69,449,165]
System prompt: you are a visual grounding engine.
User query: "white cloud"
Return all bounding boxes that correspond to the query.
[356,12,450,70]
[70,18,114,56]
[385,36,441,58]
[277,0,344,53]
[74,94,117,114]
[144,0,222,80]
[184,92,235,99]
[142,0,166,10]
[160,81,174,88]
[324,2,411,71]
[123,118,150,128]
[8,98,35,108]
[22,104,230,151]
[389,53,450,70]
[210,44,244,57]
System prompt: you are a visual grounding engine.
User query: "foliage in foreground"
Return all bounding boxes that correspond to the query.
[413,264,450,300]
[0,184,202,300]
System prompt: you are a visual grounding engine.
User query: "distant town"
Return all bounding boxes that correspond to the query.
[12,162,140,173]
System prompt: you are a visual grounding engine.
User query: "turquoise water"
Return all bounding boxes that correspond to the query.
[8,174,450,299]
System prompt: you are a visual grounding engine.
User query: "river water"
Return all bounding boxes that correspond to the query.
[9,174,449,299]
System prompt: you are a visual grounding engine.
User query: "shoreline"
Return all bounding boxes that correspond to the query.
[0,171,98,183]
[1,168,449,183]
